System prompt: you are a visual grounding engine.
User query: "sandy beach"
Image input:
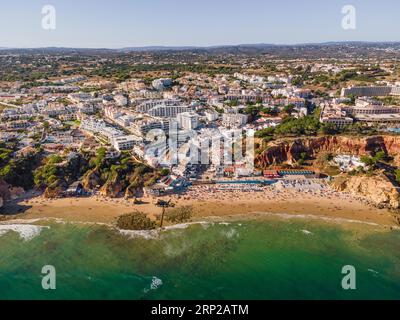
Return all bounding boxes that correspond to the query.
[1,183,396,227]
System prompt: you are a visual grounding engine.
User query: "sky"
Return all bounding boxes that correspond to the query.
[0,0,399,48]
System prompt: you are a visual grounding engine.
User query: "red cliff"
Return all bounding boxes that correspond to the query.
[256,135,400,168]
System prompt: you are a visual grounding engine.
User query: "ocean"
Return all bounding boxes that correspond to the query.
[0,217,400,300]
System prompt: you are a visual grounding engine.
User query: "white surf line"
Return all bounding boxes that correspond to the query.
[198,212,384,228]
[119,221,212,239]
[251,211,382,226]
[0,218,45,224]
[0,217,112,227]
[163,221,210,230]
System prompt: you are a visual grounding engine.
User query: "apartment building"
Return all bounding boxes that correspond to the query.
[205,110,219,122]
[136,99,181,113]
[152,78,173,91]
[222,113,248,128]
[129,117,171,138]
[342,99,400,115]
[177,112,200,130]
[148,105,193,118]
[319,104,354,127]
[80,117,139,151]
[6,120,30,130]
[80,118,122,139]
[341,85,400,97]
[320,100,400,126]
[111,135,141,151]
[114,94,128,107]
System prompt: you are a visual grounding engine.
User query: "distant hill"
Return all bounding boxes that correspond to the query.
[0,42,399,58]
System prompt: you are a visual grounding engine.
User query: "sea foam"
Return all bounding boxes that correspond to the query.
[143,276,163,293]
[119,221,211,240]
[118,229,159,240]
[0,224,48,241]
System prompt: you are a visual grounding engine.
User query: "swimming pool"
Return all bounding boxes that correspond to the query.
[215,180,276,185]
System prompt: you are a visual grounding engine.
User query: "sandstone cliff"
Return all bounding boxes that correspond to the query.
[0,179,10,208]
[331,173,400,209]
[256,135,400,167]
[99,174,124,198]
[82,168,102,190]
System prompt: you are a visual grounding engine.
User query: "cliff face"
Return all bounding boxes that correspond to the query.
[331,174,400,209]
[0,180,26,204]
[256,135,400,167]
[0,179,10,208]
[99,174,124,198]
[82,168,102,190]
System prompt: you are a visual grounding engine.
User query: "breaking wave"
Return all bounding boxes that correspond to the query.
[0,224,49,241]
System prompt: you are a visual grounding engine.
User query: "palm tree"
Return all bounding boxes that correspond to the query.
[156,199,173,229]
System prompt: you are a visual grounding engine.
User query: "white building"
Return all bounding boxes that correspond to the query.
[319,104,353,127]
[68,93,94,103]
[152,78,173,91]
[80,118,122,140]
[205,110,219,122]
[333,155,367,172]
[222,113,248,128]
[114,94,128,107]
[129,117,170,137]
[111,135,140,151]
[137,99,181,113]
[177,112,199,130]
[147,105,193,118]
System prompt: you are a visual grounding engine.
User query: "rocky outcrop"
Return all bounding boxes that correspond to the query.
[256,135,400,167]
[0,180,26,205]
[44,186,64,199]
[82,168,102,190]
[9,187,25,200]
[99,174,124,198]
[331,173,400,209]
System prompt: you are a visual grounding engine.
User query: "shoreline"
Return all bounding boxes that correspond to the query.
[0,186,397,228]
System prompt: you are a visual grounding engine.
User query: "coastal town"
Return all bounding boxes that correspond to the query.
[3,0,400,304]
[0,44,400,227]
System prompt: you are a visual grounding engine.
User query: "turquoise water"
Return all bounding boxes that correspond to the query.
[0,218,400,300]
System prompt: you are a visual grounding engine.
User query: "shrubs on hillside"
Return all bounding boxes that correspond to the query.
[395,169,400,185]
[0,142,43,189]
[85,149,160,196]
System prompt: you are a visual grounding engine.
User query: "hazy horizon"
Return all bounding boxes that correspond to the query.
[2,40,400,51]
[0,0,399,48]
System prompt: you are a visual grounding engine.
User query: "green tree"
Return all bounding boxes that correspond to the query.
[165,206,193,223]
[160,168,170,176]
[395,169,400,185]
[283,104,295,114]
[321,123,338,135]
[116,211,156,230]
